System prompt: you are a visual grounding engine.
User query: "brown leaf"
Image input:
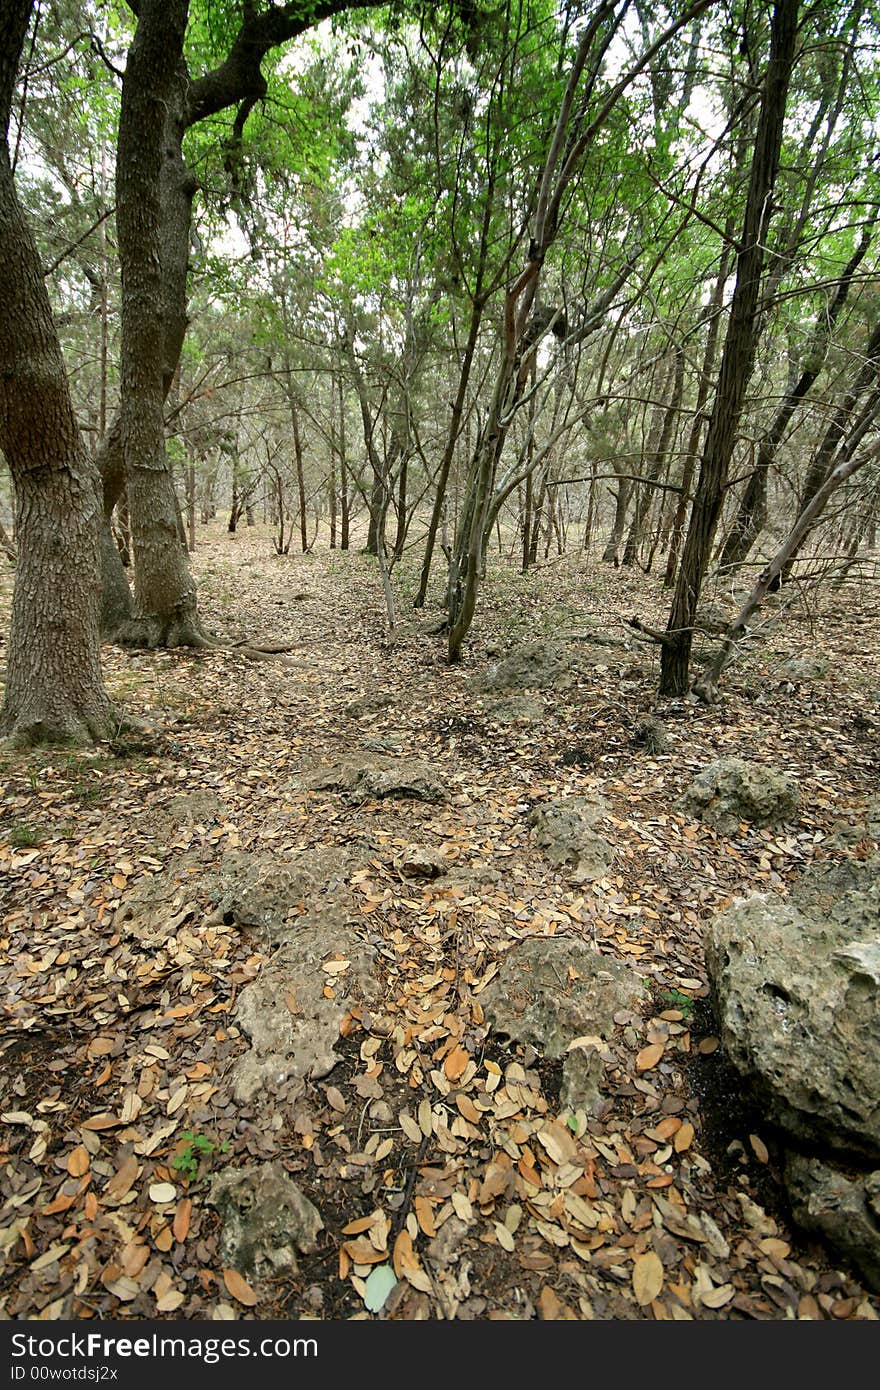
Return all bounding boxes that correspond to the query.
[673,1121,694,1152]
[632,1250,664,1305]
[223,1267,258,1307]
[444,1045,468,1081]
[173,1197,192,1244]
[636,1043,664,1072]
[67,1145,90,1178]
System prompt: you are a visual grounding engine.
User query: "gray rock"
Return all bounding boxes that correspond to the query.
[208,1162,323,1276]
[476,640,576,693]
[483,694,545,724]
[231,915,379,1104]
[203,848,351,947]
[679,757,799,833]
[776,657,828,680]
[529,794,613,883]
[559,1045,606,1115]
[115,848,351,950]
[393,844,447,879]
[705,855,880,1159]
[829,798,880,851]
[138,791,226,842]
[300,754,448,804]
[784,1151,880,1293]
[695,603,732,636]
[481,936,647,1080]
[345,692,394,718]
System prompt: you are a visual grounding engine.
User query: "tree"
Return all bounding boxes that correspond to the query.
[659,0,800,696]
[0,0,114,745]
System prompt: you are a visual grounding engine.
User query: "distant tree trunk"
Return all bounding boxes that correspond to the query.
[660,0,798,696]
[602,473,633,563]
[695,441,879,701]
[289,393,308,552]
[773,315,880,589]
[0,0,114,746]
[186,457,196,550]
[228,469,238,532]
[338,376,350,550]
[622,347,683,567]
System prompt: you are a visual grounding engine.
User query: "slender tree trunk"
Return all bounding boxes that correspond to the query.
[602,474,633,563]
[695,441,878,701]
[623,347,683,567]
[660,0,799,696]
[717,227,873,576]
[289,394,308,552]
[415,297,484,607]
[773,315,880,589]
[0,0,114,746]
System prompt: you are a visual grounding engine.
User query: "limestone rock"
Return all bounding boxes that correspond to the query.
[209,1162,323,1276]
[776,656,828,680]
[481,937,647,1112]
[483,694,545,724]
[529,793,613,883]
[784,1152,880,1293]
[476,640,576,693]
[231,916,379,1104]
[345,692,394,719]
[679,757,799,833]
[300,754,448,804]
[114,847,351,950]
[705,855,880,1159]
[393,844,447,879]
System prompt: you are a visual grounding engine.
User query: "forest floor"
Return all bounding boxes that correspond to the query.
[1,524,879,1324]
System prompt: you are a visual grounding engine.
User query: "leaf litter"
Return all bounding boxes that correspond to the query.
[1,530,878,1321]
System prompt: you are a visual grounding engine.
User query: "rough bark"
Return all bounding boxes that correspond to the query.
[114,0,208,649]
[660,0,799,696]
[0,0,114,746]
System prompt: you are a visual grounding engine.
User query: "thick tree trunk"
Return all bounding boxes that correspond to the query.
[0,0,114,746]
[660,0,799,696]
[114,0,207,648]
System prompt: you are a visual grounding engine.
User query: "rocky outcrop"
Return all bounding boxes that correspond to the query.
[231,914,380,1104]
[705,853,880,1289]
[481,937,647,1113]
[209,1163,324,1275]
[680,757,799,833]
[300,754,448,804]
[476,641,576,693]
[115,847,351,950]
[528,793,613,884]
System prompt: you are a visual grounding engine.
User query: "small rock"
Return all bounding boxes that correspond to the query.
[209,1162,324,1276]
[680,757,799,833]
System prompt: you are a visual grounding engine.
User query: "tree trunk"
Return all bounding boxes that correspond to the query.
[622,347,683,567]
[695,441,879,701]
[0,0,114,746]
[717,227,873,576]
[114,0,207,648]
[660,0,799,696]
[773,314,880,589]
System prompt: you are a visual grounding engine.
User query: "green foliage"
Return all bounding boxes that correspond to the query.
[171,1130,229,1182]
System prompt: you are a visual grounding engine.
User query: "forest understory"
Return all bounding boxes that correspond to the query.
[1,526,878,1323]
